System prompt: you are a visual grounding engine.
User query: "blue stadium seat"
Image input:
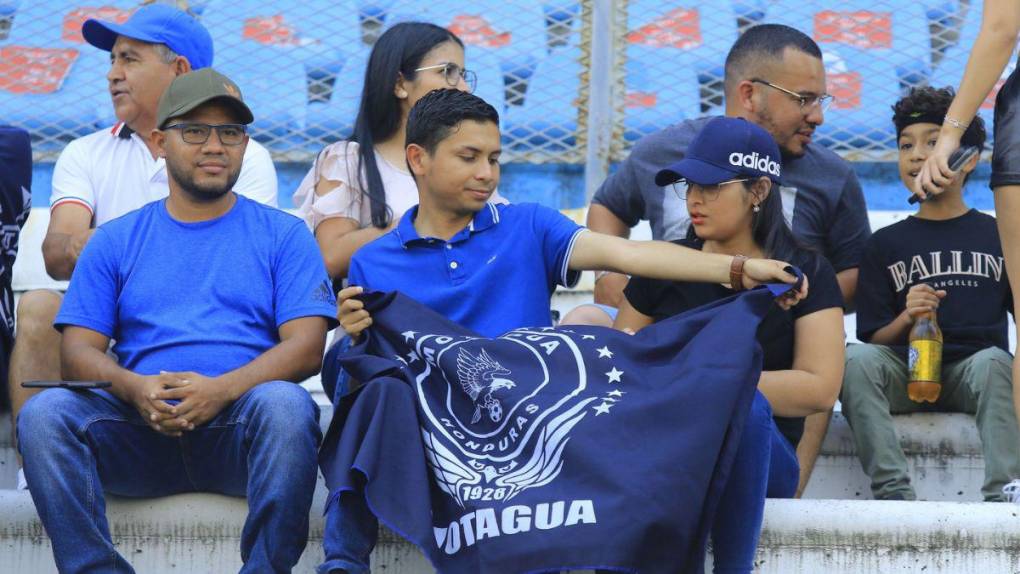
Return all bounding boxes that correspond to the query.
[626,1,738,77]
[624,1,737,122]
[543,1,581,51]
[0,47,108,148]
[215,43,306,150]
[6,1,135,47]
[931,2,1015,138]
[923,0,960,24]
[764,0,931,74]
[201,0,359,87]
[732,0,767,25]
[305,46,367,145]
[503,50,581,154]
[624,45,701,143]
[814,46,900,151]
[376,1,547,92]
[0,2,136,145]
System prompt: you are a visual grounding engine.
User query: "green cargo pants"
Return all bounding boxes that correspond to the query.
[841,344,1020,501]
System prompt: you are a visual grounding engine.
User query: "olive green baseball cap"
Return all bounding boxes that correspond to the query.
[156,68,254,129]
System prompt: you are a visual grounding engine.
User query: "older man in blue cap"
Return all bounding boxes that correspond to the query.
[7,3,279,489]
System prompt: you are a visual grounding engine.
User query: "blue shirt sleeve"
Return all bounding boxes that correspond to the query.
[272,220,338,329]
[55,227,120,337]
[530,204,585,289]
[348,252,367,289]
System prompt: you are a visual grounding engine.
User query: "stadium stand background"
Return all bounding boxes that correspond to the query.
[0,0,1009,211]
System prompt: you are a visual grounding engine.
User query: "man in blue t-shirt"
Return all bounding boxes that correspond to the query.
[17,69,337,573]
[842,87,1020,502]
[320,88,806,574]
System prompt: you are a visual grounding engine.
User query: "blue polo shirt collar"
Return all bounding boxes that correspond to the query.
[394,202,500,247]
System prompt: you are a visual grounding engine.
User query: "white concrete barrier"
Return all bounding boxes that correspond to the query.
[755,499,1020,573]
[5,489,1020,573]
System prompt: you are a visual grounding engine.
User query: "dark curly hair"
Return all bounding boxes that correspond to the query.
[892,86,987,152]
[406,89,499,156]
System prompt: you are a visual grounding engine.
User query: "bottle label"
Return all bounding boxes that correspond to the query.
[909,340,942,382]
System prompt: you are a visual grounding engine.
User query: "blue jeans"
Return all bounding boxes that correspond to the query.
[319,491,377,574]
[319,334,376,574]
[17,381,321,574]
[710,391,799,574]
[321,334,353,405]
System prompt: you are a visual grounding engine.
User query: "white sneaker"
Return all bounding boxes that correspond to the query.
[1002,479,1020,503]
[16,467,28,491]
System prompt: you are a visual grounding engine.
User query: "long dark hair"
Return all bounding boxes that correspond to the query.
[351,22,464,228]
[686,179,805,264]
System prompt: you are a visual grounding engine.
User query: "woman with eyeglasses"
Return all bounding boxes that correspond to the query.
[294,21,501,280]
[613,117,845,574]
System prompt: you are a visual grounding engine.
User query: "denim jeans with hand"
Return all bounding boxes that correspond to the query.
[17,381,321,574]
[710,390,800,574]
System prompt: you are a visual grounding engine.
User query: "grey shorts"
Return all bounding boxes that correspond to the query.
[991,62,1020,188]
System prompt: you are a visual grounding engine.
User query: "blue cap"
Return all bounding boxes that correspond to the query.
[655,117,782,187]
[82,4,213,70]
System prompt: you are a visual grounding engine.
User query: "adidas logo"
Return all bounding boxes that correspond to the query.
[312,281,333,303]
[728,151,781,177]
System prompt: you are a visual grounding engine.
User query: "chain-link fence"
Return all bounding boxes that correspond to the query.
[0,0,1003,165]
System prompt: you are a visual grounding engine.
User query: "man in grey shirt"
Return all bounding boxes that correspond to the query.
[578,24,871,496]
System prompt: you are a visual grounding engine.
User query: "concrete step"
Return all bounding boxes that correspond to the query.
[4,489,1019,573]
[803,411,987,501]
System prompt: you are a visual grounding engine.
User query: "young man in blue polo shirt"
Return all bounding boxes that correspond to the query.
[322,88,806,574]
[338,89,803,341]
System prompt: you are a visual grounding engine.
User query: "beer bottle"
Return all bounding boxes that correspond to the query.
[908,311,942,403]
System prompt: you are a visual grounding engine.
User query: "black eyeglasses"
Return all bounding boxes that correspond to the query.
[751,78,834,112]
[163,123,247,145]
[414,62,477,93]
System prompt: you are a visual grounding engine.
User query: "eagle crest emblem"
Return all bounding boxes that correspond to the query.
[456,348,516,424]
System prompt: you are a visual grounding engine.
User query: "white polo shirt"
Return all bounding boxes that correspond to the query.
[50,123,278,225]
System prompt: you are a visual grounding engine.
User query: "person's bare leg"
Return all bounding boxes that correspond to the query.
[559,304,615,327]
[8,290,63,462]
[993,186,1020,434]
[794,409,832,498]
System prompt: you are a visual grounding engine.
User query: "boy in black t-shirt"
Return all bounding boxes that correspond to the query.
[842,87,1020,502]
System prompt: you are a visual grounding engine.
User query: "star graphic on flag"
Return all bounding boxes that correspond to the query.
[582,335,596,340]
[606,367,624,383]
[607,389,625,398]
[395,354,408,366]
[407,350,419,364]
[593,402,614,415]
[596,346,614,359]
[402,330,417,342]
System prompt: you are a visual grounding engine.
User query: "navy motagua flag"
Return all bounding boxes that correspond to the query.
[320,279,799,574]
[0,126,30,349]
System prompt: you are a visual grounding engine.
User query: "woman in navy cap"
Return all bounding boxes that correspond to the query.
[613,117,845,573]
